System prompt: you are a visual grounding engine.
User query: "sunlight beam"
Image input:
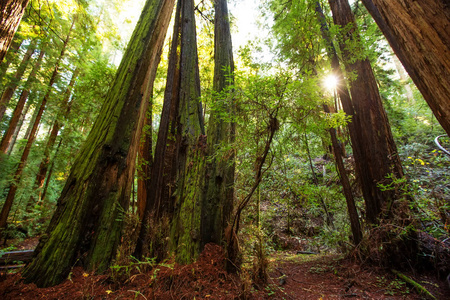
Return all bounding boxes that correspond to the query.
[323,74,338,91]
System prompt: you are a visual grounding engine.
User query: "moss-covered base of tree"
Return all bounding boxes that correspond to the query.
[170,136,206,264]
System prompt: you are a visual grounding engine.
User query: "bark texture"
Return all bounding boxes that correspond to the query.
[361,0,450,137]
[168,0,205,264]
[316,2,362,244]
[134,0,183,260]
[137,104,152,221]
[328,0,405,223]
[22,0,175,287]
[0,0,29,64]
[201,0,236,248]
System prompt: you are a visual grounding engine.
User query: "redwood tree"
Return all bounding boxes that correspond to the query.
[201,0,236,248]
[315,2,362,243]
[0,0,30,64]
[0,20,74,235]
[0,48,44,155]
[22,0,175,287]
[168,0,205,263]
[361,0,450,137]
[0,39,35,122]
[328,0,405,223]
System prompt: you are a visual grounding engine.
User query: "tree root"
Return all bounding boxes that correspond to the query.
[391,269,436,300]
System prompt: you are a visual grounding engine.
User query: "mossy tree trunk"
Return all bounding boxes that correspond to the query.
[328,0,406,224]
[134,0,205,264]
[167,0,205,264]
[200,0,236,249]
[361,0,450,137]
[0,0,30,64]
[22,0,175,287]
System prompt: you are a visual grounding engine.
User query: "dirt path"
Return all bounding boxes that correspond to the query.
[265,252,449,299]
[0,245,449,299]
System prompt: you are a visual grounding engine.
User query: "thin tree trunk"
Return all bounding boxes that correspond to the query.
[40,138,62,203]
[328,0,406,224]
[200,0,236,249]
[316,1,362,243]
[23,0,175,287]
[0,0,30,64]
[361,0,450,137]
[0,49,44,155]
[323,104,362,244]
[0,20,74,235]
[137,101,152,221]
[7,96,31,155]
[0,39,35,122]
[30,68,78,202]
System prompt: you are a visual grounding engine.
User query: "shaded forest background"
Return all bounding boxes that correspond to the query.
[0,0,449,297]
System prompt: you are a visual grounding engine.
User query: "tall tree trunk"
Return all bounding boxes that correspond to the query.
[137,100,152,221]
[133,1,183,260]
[0,0,30,64]
[30,68,78,202]
[323,104,362,244]
[0,38,22,83]
[169,0,205,264]
[316,1,363,244]
[22,0,175,287]
[200,0,236,249]
[328,0,406,224]
[6,95,31,154]
[0,49,44,155]
[361,0,450,137]
[0,39,35,122]
[0,20,74,235]
[40,138,62,204]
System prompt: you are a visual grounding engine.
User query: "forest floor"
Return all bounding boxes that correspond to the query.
[1,237,449,299]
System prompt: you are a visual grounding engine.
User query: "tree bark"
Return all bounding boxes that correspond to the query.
[200,0,236,249]
[22,0,175,287]
[137,101,152,221]
[323,104,362,244]
[0,0,30,64]
[328,0,406,224]
[361,0,450,137]
[133,0,183,260]
[316,1,362,244]
[0,20,74,235]
[0,40,35,122]
[0,49,44,155]
[166,0,205,264]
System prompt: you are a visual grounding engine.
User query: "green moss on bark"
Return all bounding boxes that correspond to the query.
[22,0,175,287]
